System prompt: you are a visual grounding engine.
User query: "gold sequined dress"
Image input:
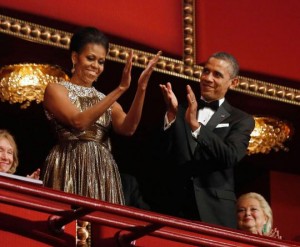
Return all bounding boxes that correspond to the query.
[43,81,125,204]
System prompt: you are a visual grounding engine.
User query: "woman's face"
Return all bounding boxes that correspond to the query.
[0,138,14,173]
[237,197,267,234]
[72,43,107,86]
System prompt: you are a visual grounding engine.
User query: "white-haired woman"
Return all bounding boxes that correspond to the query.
[237,192,281,239]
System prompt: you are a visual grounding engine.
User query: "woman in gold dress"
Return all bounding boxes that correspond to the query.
[42,27,160,204]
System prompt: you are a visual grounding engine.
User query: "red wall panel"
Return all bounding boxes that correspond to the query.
[270,171,300,242]
[195,0,300,82]
[0,0,183,56]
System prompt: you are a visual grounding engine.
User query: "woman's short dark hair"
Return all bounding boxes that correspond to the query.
[70,27,109,54]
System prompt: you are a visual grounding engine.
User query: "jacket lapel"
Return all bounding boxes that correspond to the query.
[206,101,231,131]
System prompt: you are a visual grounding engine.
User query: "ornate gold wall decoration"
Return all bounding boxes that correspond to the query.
[0,63,69,108]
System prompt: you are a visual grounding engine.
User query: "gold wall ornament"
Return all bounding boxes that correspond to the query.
[247,116,293,155]
[0,63,69,109]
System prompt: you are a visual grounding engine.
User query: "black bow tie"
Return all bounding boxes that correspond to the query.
[198,99,219,111]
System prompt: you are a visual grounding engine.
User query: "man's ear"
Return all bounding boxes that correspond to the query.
[229,77,239,89]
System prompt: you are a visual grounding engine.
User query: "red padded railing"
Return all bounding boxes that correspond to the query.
[1,175,299,247]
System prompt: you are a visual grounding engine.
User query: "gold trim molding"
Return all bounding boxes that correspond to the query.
[183,0,196,66]
[0,14,71,48]
[0,11,300,106]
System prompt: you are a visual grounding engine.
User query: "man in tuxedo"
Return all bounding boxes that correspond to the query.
[159,52,255,228]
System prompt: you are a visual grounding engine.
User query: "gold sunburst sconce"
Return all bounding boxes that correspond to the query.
[0,63,69,109]
[247,116,293,155]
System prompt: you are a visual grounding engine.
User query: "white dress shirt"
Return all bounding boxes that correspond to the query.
[164,98,224,135]
[192,98,224,137]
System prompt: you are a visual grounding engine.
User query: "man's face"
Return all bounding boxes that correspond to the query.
[200,57,237,102]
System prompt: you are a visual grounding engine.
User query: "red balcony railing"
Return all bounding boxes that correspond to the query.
[1,174,299,247]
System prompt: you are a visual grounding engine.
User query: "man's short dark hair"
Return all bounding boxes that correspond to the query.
[210,52,239,78]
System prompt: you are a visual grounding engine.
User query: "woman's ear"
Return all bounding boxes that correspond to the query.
[71,51,78,65]
[71,52,78,74]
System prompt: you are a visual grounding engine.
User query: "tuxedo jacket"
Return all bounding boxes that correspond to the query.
[161,100,255,228]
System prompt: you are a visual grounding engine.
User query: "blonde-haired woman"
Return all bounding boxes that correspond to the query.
[0,129,40,179]
[0,129,18,174]
[237,192,281,239]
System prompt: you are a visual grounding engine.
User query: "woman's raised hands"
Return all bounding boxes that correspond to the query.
[138,51,161,90]
[119,50,161,91]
